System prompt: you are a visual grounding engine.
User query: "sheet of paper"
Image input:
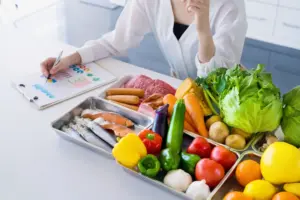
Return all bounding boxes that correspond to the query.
[13,62,116,109]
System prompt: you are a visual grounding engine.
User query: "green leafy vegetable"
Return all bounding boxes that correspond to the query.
[219,64,283,133]
[281,86,300,147]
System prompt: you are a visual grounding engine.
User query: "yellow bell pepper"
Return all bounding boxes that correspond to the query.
[112,133,147,168]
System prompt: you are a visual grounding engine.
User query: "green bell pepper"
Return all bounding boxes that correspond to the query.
[138,154,160,178]
[180,152,201,175]
[166,99,185,153]
[159,148,180,172]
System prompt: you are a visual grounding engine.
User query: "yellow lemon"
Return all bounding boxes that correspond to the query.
[244,180,276,200]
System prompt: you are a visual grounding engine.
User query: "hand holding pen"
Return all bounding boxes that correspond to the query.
[40,51,82,78]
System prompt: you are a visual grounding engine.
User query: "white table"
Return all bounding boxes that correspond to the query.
[0,27,182,200]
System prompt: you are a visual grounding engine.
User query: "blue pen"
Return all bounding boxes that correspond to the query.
[46,50,63,83]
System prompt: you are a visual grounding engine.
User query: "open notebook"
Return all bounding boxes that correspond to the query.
[12,62,116,110]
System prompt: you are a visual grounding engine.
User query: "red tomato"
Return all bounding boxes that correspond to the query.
[210,146,237,171]
[187,137,212,158]
[195,158,225,188]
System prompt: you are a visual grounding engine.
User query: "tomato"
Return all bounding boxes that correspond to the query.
[195,158,225,188]
[223,191,253,200]
[187,137,212,158]
[210,146,237,171]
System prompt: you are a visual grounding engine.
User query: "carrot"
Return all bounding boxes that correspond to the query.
[183,93,208,137]
[106,95,139,105]
[163,94,196,128]
[184,120,198,134]
[110,100,139,111]
[106,88,144,97]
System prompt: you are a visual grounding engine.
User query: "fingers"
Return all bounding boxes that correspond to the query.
[40,57,56,77]
[186,0,208,13]
[49,62,64,74]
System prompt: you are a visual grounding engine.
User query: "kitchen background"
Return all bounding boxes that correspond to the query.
[0,0,299,94]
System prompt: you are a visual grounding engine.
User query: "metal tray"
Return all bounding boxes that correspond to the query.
[251,134,265,155]
[120,133,241,200]
[51,96,153,158]
[209,151,261,199]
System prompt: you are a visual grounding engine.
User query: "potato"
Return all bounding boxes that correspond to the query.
[231,128,251,140]
[225,134,246,150]
[209,121,229,143]
[206,115,222,130]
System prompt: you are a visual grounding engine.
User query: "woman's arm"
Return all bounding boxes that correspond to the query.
[188,0,247,77]
[76,0,151,64]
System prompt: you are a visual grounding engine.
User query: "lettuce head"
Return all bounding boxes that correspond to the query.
[281,86,300,147]
[219,64,283,133]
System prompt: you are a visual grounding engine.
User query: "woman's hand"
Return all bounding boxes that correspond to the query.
[40,52,82,77]
[183,0,210,34]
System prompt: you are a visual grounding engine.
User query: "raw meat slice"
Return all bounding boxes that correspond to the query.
[124,75,154,90]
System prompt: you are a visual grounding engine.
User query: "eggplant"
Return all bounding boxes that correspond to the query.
[152,104,169,142]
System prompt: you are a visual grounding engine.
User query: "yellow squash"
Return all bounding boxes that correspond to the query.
[112,133,147,168]
[260,142,300,184]
[175,78,212,116]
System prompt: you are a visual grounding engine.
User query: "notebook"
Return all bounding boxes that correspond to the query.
[12,62,116,110]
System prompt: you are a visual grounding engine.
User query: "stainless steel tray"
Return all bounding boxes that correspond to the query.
[51,96,153,158]
[251,134,265,155]
[209,151,261,199]
[120,133,241,200]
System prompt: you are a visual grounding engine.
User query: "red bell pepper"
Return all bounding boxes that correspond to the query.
[138,129,162,154]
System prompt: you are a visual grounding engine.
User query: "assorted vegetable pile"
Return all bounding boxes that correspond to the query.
[112,99,238,200]
[223,142,300,200]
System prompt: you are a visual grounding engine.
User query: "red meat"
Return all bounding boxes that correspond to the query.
[124,75,154,90]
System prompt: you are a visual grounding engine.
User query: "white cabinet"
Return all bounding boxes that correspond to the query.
[279,0,300,9]
[246,0,300,50]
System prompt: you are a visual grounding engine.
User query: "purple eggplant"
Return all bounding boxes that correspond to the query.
[152,104,169,141]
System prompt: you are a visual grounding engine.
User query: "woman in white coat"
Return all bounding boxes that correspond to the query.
[41,0,247,79]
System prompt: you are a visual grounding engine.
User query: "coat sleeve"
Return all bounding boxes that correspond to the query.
[195,1,248,77]
[77,0,151,64]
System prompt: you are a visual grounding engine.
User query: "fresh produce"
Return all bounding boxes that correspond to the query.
[106,88,145,97]
[209,121,229,143]
[152,104,169,141]
[187,137,212,158]
[175,77,195,99]
[166,99,185,153]
[272,192,299,200]
[163,169,192,192]
[210,146,237,171]
[180,152,201,175]
[281,86,300,147]
[137,154,160,178]
[243,180,276,200]
[236,160,262,187]
[184,120,197,133]
[184,93,208,137]
[186,180,210,200]
[160,148,181,171]
[225,134,246,150]
[112,133,147,168]
[81,110,134,127]
[195,158,225,188]
[138,129,162,155]
[106,95,140,105]
[196,64,283,134]
[231,128,251,140]
[163,94,195,127]
[261,142,300,184]
[259,134,280,152]
[206,115,222,129]
[110,100,139,111]
[223,191,253,200]
[283,183,300,197]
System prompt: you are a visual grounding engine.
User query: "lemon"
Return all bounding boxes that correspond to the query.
[244,180,276,200]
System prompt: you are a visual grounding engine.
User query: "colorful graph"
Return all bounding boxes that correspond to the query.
[33,84,55,98]
[68,76,91,88]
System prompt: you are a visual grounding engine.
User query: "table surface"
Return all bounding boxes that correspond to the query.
[0,26,182,200]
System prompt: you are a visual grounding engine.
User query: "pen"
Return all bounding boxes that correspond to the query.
[46,50,63,83]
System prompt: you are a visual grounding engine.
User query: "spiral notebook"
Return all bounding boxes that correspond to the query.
[12,62,116,110]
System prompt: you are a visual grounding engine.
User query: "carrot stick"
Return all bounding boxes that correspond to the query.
[163,94,196,128]
[184,93,208,137]
[106,95,139,105]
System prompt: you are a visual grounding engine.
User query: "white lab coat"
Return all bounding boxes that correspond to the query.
[77,0,247,79]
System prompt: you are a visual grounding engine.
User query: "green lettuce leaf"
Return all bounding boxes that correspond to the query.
[219,64,283,133]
